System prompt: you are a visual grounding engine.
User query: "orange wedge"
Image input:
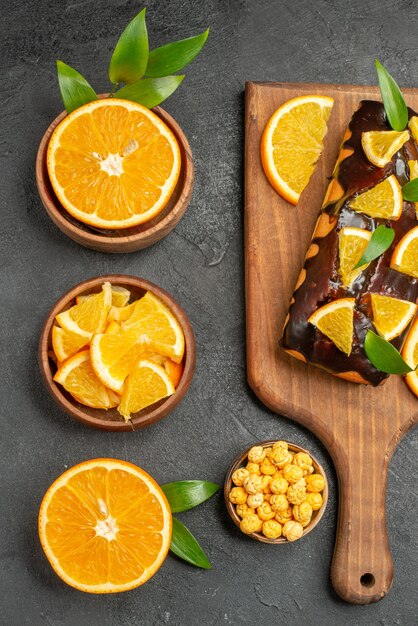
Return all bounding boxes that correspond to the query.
[349,175,403,220]
[56,282,112,339]
[338,227,372,287]
[390,225,418,278]
[260,95,334,204]
[52,325,90,363]
[163,359,184,387]
[122,292,184,363]
[77,285,131,308]
[361,130,409,167]
[118,360,175,421]
[401,318,418,396]
[47,99,181,229]
[53,350,119,409]
[308,298,355,355]
[371,294,417,341]
[38,459,172,593]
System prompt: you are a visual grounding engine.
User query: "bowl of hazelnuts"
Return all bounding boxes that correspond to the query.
[224,440,328,543]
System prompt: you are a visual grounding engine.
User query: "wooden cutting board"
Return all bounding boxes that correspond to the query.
[244,81,418,605]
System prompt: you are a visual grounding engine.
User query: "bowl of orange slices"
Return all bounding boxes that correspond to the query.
[36,98,194,253]
[39,274,196,430]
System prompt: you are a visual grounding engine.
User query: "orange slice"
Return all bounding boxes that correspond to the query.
[52,325,90,363]
[38,458,172,593]
[122,292,184,363]
[349,175,403,220]
[408,116,418,143]
[163,359,184,387]
[371,294,417,341]
[90,329,148,392]
[338,227,372,287]
[401,317,418,396]
[56,282,112,339]
[308,298,355,355]
[47,99,181,229]
[53,350,119,409]
[260,95,334,204]
[390,225,418,278]
[361,130,409,167]
[118,360,175,421]
[77,285,131,308]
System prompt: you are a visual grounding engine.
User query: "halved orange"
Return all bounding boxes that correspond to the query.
[260,95,334,204]
[361,130,409,167]
[308,298,355,355]
[56,282,112,339]
[118,360,175,421]
[53,350,119,409]
[401,318,418,396]
[390,225,418,278]
[349,175,403,220]
[47,99,181,229]
[38,459,172,593]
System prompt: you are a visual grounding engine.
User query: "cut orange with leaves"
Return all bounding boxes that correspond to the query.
[370,294,417,341]
[56,282,112,339]
[53,350,119,409]
[308,298,355,355]
[361,130,409,167]
[118,360,175,421]
[47,99,181,229]
[52,325,90,363]
[401,318,418,397]
[349,175,403,220]
[77,285,131,308]
[338,227,372,287]
[122,291,185,363]
[390,225,418,278]
[38,458,172,593]
[260,95,334,204]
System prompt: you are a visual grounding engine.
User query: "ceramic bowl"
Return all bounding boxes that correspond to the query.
[35,104,194,253]
[39,274,196,431]
[224,440,328,543]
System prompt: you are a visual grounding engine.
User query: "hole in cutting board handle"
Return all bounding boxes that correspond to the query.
[360,573,375,588]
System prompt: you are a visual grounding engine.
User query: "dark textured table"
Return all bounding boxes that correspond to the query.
[1,0,417,624]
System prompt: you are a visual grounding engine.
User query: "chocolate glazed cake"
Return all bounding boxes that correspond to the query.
[282,100,418,385]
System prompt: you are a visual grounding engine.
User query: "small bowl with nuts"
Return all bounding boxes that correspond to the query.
[224,440,328,543]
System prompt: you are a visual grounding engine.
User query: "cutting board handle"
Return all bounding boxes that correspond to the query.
[330,449,393,604]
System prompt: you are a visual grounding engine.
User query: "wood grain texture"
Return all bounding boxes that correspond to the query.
[244,81,418,604]
[224,440,328,544]
[35,104,194,253]
[39,275,196,431]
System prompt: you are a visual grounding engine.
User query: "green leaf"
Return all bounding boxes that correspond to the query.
[402,177,418,201]
[364,330,413,374]
[162,481,220,513]
[56,61,97,114]
[109,8,148,84]
[145,28,209,78]
[353,225,395,269]
[375,59,408,131]
[115,75,184,108]
[170,517,212,569]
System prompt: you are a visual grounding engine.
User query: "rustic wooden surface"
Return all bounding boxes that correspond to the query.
[35,105,194,253]
[39,275,196,431]
[244,81,418,604]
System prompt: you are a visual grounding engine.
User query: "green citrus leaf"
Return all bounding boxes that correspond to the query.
[170,517,212,569]
[109,8,148,84]
[375,59,408,131]
[145,28,209,78]
[353,225,395,269]
[56,61,97,114]
[115,75,184,108]
[162,481,220,513]
[402,177,418,202]
[364,330,413,374]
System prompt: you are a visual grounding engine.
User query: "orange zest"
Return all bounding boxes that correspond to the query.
[38,459,172,593]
